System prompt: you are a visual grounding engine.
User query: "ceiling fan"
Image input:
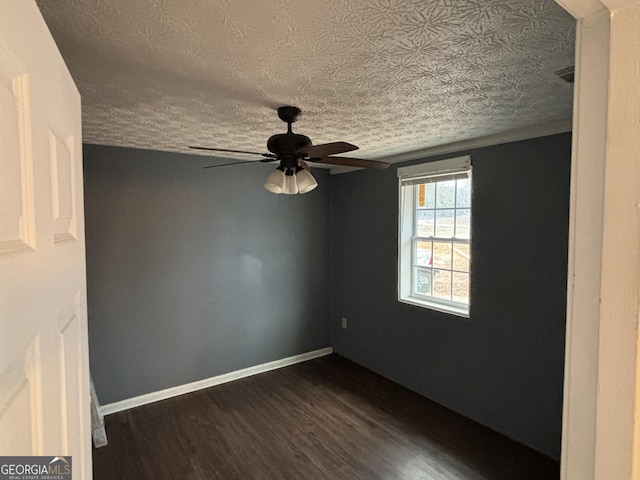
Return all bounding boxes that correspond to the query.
[189,106,390,195]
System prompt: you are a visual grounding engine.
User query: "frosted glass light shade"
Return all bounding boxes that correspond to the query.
[296,168,318,193]
[283,172,299,195]
[264,168,286,194]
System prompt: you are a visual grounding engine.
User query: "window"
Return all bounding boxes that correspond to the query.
[398,156,472,317]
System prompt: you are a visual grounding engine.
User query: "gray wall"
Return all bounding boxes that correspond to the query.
[83,145,331,404]
[85,135,570,460]
[330,133,571,460]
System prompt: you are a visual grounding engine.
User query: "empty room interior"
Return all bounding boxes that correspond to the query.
[19,0,586,478]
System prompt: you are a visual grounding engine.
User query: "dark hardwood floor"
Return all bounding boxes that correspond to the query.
[93,354,559,480]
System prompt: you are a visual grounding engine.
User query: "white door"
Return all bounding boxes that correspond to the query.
[0,0,90,477]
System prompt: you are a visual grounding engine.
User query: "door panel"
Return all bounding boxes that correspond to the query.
[0,62,35,254]
[0,0,90,477]
[50,128,77,244]
[0,338,43,455]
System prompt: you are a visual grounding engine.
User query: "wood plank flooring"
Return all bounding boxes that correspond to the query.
[93,354,559,479]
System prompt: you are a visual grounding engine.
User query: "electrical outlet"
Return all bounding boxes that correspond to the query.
[341,317,348,329]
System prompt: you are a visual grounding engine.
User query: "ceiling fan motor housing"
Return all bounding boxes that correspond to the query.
[267,133,312,168]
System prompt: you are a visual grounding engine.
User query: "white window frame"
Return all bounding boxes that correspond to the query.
[398,155,472,317]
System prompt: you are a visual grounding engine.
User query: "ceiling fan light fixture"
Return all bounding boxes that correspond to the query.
[264,166,286,194]
[283,169,299,195]
[296,167,318,194]
[196,107,390,193]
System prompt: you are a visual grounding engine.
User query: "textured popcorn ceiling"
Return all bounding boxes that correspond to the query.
[36,0,575,163]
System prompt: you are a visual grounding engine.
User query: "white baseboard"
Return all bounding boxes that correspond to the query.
[99,347,333,416]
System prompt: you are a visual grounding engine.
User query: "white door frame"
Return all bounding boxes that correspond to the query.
[557,0,640,478]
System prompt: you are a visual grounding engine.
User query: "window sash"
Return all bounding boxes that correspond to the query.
[411,287,468,309]
[410,237,470,306]
[411,237,470,273]
[411,174,471,239]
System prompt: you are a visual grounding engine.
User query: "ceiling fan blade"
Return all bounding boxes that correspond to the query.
[299,159,311,170]
[203,160,267,169]
[297,142,358,158]
[311,156,390,170]
[188,146,277,159]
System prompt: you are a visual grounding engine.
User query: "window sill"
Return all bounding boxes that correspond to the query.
[398,296,469,318]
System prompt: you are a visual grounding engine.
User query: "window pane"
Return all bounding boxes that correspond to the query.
[436,180,456,208]
[432,269,452,300]
[453,272,469,303]
[415,240,433,267]
[432,241,452,269]
[452,243,470,272]
[456,178,471,207]
[455,209,470,239]
[416,210,434,237]
[435,209,455,237]
[414,266,434,295]
[423,183,435,208]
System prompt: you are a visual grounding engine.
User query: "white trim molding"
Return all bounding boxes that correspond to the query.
[560,7,608,479]
[380,119,571,166]
[99,347,333,416]
[557,0,640,479]
[329,119,571,175]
